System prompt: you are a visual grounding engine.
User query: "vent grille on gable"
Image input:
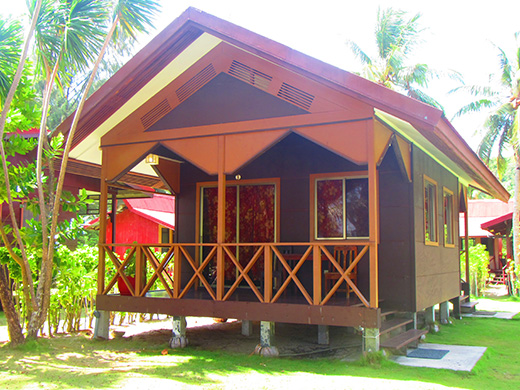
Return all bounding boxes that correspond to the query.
[141,99,172,129]
[228,60,272,90]
[176,64,217,102]
[277,83,314,110]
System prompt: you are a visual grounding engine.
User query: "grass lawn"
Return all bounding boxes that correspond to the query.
[0,309,519,389]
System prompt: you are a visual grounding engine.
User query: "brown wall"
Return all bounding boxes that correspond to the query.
[412,146,460,311]
[378,145,415,311]
[175,133,369,291]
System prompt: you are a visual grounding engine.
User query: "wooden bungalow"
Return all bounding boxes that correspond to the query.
[57,8,509,352]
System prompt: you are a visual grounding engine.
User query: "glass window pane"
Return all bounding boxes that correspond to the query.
[317,179,344,238]
[444,192,454,245]
[424,181,437,242]
[346,178,369,237]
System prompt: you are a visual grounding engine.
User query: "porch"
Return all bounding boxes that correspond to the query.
[97,242,380,328]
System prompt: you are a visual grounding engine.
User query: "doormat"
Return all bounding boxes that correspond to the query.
[407,348,449,359]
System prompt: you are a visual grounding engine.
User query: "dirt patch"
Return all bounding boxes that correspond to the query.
[114,318,362,360]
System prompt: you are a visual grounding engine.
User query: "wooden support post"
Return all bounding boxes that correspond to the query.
[313,245,322,305]
[135,246,143,296]
[173,246,181,298]
[464,208,470,299]
[98,151,108,295]
[264,247,272,302]
[216,136,226,301]
[367,122,379,308]
[110,192,117,250]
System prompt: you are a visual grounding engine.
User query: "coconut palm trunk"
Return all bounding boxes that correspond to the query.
[0,0,43,345]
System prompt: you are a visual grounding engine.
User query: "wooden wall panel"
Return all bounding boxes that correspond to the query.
[412,147,460,311]
[377,147,415,311]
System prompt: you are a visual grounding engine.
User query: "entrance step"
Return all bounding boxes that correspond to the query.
[380,329,428,353]
[461,301,478,313]
[380,317,413,337]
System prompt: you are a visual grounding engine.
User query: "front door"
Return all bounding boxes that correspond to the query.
[201,182,276,282]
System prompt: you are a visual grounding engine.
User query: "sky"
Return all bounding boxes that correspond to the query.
[3,0,520,150]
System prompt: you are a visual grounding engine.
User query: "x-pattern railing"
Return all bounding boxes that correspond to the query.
[99,242,372,307]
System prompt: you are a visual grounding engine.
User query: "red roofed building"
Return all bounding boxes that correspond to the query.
[89,194,175,257]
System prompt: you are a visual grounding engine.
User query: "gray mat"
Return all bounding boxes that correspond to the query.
[407,348,449,359]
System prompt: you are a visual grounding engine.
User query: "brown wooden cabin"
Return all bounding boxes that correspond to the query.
[57,8,509,347]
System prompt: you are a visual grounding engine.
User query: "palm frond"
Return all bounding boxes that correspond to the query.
[0,17,23,104]
[111,0,160,42]
[61,0,108,75]
[405,85,443,110]
[347,40,372,66]
[451,99,496,119]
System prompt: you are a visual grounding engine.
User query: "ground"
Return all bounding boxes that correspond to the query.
[113,317,363,360]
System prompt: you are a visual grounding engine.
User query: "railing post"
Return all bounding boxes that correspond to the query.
[135,245,143,296]
[98,245,105,295]
[173,245,181,298]
[264,245,272,302]
[313,245,322,305]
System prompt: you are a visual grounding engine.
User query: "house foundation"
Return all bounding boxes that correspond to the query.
[169,316,188,348]
[254,321,279,357]
[93,310,110,340]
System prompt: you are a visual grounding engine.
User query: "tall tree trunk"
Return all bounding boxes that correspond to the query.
[514,153,520,295]
[0,0,43,344]
[0,265,24,345]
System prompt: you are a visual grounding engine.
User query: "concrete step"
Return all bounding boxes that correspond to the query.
[461,301,478,313]
[381,329,428,352]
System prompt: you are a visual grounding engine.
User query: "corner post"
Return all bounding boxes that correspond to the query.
[98,149,108,295]
[367,121,379,307]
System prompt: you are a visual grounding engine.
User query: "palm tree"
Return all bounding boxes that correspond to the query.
[29,0,160,338]
[0,1,43,347]
[0,0,160,342]
[453,33,520,288]
[348,7,451,110]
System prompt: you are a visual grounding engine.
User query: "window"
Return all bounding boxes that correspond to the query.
[443,188,455,247]
[313,174,369,240]
[424,176,438,245]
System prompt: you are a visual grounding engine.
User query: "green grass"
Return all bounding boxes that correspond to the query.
[0,311,5,327]
[0,309,519,389]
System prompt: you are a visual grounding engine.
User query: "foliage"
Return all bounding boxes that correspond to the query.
[347,7,459,110]
[464,243,490,296]
[48,245,98,334]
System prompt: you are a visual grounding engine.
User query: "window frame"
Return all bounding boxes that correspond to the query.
[443,187,455,248]
[424,175,439,246]
[310,171,369,241]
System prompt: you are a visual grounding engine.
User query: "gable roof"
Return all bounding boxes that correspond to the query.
[57,7,509,202]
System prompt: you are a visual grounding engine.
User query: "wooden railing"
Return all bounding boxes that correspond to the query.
[98,242,373,307]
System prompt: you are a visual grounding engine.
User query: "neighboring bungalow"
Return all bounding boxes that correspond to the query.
[87,193,175,258]
[460,199,513,273]
[56,8,509,353]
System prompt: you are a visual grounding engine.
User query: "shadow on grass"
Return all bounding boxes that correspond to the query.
[1,317,520,389]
